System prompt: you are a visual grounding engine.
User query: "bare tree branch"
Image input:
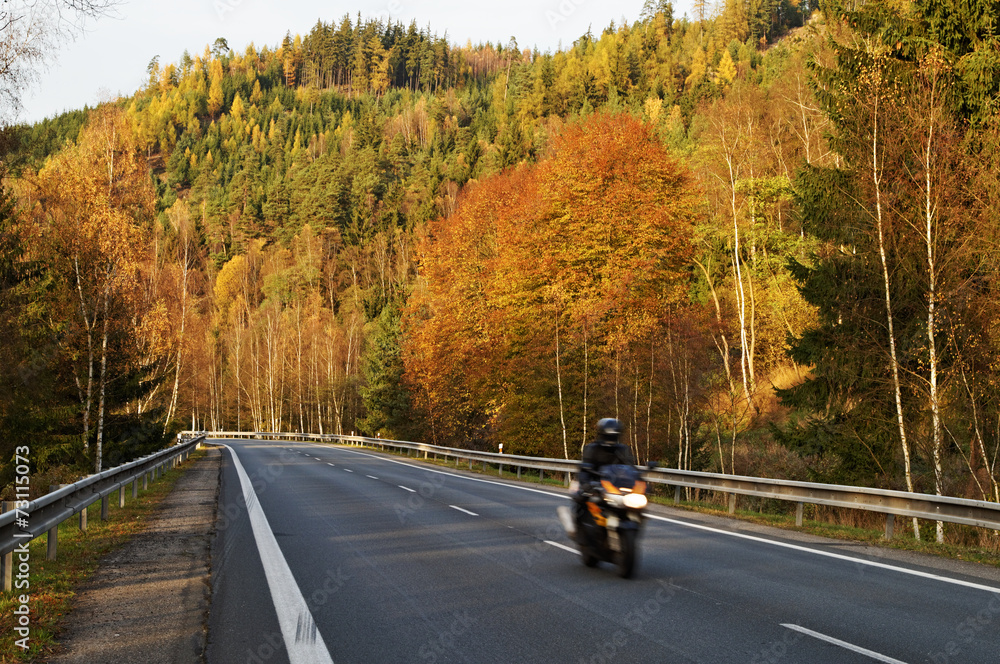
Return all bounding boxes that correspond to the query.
[0,1,121,123]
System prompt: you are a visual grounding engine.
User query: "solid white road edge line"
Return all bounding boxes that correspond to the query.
[449,505,479,516]
[303,443,1000,596]
[781,624,908,664]
[222,445,335,664]
[645,513,1000,596]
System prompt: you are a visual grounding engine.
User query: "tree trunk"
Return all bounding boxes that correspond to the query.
[869,64,919,539]
[581,319,589,454]
[95,279,111,473]
[164,233,190,434]
[555,314,569,460]
[919,68,945,543]
[74,255,94,454]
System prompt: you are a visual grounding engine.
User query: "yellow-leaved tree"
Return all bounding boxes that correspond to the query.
[27,104,155,472]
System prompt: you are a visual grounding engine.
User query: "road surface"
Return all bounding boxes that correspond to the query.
[205,439,1000,664]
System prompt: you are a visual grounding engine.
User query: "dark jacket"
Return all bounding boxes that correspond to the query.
[578,439,635,487]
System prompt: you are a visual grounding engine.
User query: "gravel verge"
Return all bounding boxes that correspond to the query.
[47,448,221,664]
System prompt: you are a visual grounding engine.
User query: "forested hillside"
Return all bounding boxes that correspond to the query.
[2,0,999,544]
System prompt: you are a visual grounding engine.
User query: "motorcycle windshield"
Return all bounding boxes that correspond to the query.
[600,464,641,491]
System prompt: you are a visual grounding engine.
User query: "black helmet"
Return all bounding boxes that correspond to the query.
[596,418,623,443]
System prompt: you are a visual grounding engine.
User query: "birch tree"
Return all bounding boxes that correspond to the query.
[31,105,154,471]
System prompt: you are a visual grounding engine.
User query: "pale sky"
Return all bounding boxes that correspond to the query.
[20,0,695,124]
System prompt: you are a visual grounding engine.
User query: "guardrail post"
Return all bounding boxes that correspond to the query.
[119,485,126,508]
[468,458,472,470]
[884,514,895,540]
[132,478,138,499]
[47,484,66,560]
[795,502,804,527]
[674,486,682,505]
[143,471,148,490]
[728,493,737,515]
[564,472,570,487]
[517,466,521,480]
[80,502,88,532]
[101,494,109,521]
[2,501,13,592]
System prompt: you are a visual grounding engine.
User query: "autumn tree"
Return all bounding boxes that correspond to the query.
[780,0,1000,530]
[28,105,157,471]
[406,112,699,457]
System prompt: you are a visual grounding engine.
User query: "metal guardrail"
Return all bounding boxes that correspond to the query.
[1,435,206,566]
[198,431,1000,539]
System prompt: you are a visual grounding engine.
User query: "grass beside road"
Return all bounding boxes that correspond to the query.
[0,450,204,663]
[333,442,1000,570]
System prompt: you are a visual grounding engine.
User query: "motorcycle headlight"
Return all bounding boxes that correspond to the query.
[622,493,647,509]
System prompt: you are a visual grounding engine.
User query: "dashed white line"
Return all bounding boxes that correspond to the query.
[309,443,1000,597]
[343,469,353,473]
[544,540,580,555]
[399,485,416,492]
[327,463,335,467]
[449,505,478,517]
[781,624,908,663]
[366,475,379,480]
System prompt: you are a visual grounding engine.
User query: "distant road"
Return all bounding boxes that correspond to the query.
[206,439,1000,664]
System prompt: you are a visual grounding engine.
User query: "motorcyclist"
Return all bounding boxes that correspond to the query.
[573,418,635,523]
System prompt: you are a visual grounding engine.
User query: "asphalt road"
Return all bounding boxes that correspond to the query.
[205,439,1000,664]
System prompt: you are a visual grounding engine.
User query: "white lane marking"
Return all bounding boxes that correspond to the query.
[222,445,334,664]
[544,540,580,556]
[450,505,479,516]
[343,469,353,473]
[399,485,416,492]
[645,514,1000,596]
[306,443,1000,596]
[782,624,908,663]
[326,445,571,501]
[366,475,379,480]
[327,463,335,467]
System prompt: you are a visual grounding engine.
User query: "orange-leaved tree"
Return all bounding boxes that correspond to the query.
[405,112,699,458]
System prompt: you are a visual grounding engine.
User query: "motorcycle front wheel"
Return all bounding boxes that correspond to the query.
[616,528,637,578]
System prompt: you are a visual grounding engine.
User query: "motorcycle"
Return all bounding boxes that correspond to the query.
[557,462,654,578]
